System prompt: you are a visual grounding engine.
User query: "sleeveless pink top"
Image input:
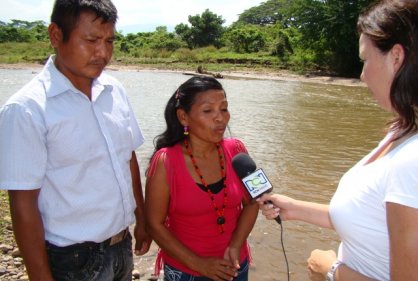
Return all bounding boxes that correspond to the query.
[148,138,251,276]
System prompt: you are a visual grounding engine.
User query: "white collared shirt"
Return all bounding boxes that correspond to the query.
[0,56,144,246]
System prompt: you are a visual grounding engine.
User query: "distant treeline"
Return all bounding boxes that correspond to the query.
[0,0,376,77]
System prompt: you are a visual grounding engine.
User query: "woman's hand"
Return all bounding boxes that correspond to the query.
[194,256,237,281]
[307,249,336,281]
[223,246,241,270]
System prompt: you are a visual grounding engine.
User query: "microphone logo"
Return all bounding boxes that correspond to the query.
[242,168,273,198]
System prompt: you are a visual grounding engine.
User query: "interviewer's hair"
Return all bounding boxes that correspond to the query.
[357,0,418,138]
[50,0,118,42]
[152,76,225,153]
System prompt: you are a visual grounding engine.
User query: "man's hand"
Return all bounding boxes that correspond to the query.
[133,223,151,255]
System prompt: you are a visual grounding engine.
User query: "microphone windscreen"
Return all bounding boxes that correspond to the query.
[232,153,257,179]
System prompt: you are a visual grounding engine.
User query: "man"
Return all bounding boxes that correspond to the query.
[0,0,151,280]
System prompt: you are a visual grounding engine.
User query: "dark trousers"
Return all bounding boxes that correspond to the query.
[163,259,249,281]
[46,233,133,281]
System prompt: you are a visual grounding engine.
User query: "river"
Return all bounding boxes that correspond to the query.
[0,67,390,281]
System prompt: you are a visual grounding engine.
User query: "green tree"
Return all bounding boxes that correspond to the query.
[0,26,32,42]
[146,26,184,51]
[32,24,48,41]
[269,28,293,57]
[237,0,293,26]
[175,9,225,48]
[115,27,185,55]
[323,0,375,76]
[283,0,375,76]
[117,32,144,53]
[0,20,48,43]
[174,23,192,48]
[224,24,267,53]
[235,0,375,75]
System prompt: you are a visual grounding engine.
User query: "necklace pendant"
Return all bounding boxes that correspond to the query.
[217,216,226,225]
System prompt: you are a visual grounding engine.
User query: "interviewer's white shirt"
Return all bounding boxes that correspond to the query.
[330,132,418,280]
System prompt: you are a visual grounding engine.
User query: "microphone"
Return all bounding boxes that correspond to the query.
[232,153,281,224]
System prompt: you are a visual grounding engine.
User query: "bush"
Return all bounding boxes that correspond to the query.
[287,48,318,72]
[224,24,267,53]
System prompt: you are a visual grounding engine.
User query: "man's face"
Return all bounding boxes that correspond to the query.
[49,11,115,91]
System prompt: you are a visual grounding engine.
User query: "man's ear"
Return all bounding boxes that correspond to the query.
[391,43,405,72]
[48,22,63,48]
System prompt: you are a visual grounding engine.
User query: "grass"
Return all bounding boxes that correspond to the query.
[0,42,52,64]
[0,41,315,75]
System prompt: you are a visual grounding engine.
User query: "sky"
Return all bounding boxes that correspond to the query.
[0,0,265,34]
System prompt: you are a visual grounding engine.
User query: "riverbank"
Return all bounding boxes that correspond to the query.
[0,62,365,87]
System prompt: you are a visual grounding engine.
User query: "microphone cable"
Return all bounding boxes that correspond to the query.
[278,221,290,281]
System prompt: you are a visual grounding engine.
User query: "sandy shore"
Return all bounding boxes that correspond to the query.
[0,62,366,88]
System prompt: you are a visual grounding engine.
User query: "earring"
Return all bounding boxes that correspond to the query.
[183,126,189,135]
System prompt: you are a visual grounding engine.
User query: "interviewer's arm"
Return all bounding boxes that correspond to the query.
[387,202,418,281]
[257,193,333,229]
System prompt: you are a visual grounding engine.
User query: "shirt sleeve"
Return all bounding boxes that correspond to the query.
[384,140,418,209]
[127,97,144,150]
[0,103,47,190]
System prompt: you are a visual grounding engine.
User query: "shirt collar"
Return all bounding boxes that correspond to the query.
[40,55,113,99]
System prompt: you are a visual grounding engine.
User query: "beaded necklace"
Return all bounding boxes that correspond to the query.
[184,139,227,234]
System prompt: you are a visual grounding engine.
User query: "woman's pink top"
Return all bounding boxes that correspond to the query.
[148,138,251,276]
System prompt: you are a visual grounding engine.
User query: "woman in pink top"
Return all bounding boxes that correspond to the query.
[145,76,258,281]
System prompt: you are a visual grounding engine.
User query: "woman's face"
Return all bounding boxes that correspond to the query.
[359,34,398,112]
[182,89,230,144]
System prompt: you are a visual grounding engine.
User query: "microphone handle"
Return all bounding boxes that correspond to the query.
[266,199,281,225]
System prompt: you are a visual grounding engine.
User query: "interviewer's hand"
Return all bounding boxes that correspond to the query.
[256,193,295,221]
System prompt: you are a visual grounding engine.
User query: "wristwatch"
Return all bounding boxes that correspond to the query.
[326,260,343,281]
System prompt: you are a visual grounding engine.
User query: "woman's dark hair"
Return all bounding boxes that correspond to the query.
[357,0,418,138]
[152,75,225,154]
[50,0,118,42]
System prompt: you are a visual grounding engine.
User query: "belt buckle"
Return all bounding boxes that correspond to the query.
[109,229,127,246]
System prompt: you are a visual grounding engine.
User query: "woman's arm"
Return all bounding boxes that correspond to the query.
[145,154,237,281]
[224,196,258,267]
[257,193,333,229]
[387,202,418,281]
